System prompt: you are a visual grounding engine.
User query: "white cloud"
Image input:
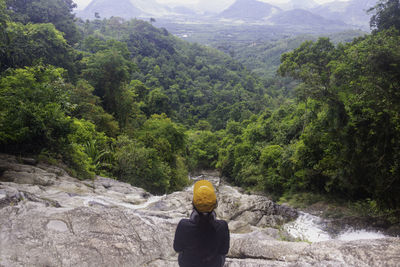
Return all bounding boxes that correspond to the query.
[73,0,92,10]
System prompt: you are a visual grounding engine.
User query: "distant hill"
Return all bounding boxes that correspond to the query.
[232,30,365,79]
[76,0,374,31]
[311,0,377,29]
[129,0,174,17]
[216,0,350,29]
[218,0,281,21]
[77,0,173,19]
[77,0,143,19]
[270,9,347,28]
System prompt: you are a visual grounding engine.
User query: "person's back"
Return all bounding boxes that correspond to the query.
[173,180,230,267]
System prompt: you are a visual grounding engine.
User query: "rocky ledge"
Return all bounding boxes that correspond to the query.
[0,154,399,266]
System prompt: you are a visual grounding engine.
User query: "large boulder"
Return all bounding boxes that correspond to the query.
[217,183,298,230]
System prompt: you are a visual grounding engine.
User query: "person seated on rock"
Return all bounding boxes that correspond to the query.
[173,180,230,267]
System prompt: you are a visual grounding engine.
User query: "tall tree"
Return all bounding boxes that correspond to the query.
[278,38,337,103]
[82,48,139,129]
[70,80,120,137]
[369,0,400,32]
[0,0,8,55]
[6,0,80,43]
[0,0,7,31]
[0,22,76,75]
[277,30,400,208]
[0,65,72,152]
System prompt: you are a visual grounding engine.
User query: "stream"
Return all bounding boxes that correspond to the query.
[191,173,389,243]
[283,211,387,242]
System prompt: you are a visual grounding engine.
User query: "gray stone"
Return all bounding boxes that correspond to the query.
[0,154,399,267]
[47,220,69,232]
[20,157,38,166]
[1,169,55,186]
[387,225,400,237]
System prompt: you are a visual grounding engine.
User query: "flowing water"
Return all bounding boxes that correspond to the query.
[283,212,387,242]
[80,194,165,210]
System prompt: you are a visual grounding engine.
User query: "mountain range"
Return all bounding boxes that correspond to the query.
[218,0,281,21]
[78,0,142,19]
[269,9,347,27]
[311,0,376,27]
[77,0,173,19]
[76,0,377,29]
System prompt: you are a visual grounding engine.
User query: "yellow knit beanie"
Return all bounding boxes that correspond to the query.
[193,180,217,213]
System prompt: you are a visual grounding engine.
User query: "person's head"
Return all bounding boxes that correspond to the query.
[192,180,217,213]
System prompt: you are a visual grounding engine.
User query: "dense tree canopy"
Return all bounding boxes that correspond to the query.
[5,0,80,43]
[78,18,269,130]
[0,65,71,152]
[219,28,400,208]
[213,1,400,209]
[0,22,76,74]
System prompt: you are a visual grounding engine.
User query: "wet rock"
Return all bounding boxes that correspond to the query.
[229,232,309,262]
[47,220,70,232]
[0,158,56,186]
[2,169,55,185]
[0,205,177,267]
[20,157,38,166]
[229,220,256,234]
[302,238,400,266]
[387,225,400,237]
[0,188,22,208]
[217,185,298,228]
[326,216,396,237]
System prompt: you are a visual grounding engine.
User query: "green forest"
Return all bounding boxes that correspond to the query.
[1,0,399,218]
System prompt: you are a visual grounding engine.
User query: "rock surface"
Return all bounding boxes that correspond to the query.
[0,154,399,266]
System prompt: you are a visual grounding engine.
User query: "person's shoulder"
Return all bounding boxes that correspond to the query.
[177,218,194,227]
[215,219,229,229]
[214,219,229,236]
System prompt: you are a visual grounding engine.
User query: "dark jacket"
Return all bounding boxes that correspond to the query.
[173,210,230,267]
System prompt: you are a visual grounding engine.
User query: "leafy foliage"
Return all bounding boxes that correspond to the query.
[220,28,400,208]
[0,65,108,179]
[187,130,221,171]
[69,80,120,137]
[0,22,76,76]
[0,65,72,152]
[5,0,80,43]
[82,48,132,114]
[0,0,8,42]
[78,19,269,130]
[115,115,189,194]
[369,0,400,32]
[226,30,364,80]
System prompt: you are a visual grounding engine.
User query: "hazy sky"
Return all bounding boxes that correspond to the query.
[73,0,349,11]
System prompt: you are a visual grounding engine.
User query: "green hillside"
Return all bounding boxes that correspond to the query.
[78,18,270,130]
